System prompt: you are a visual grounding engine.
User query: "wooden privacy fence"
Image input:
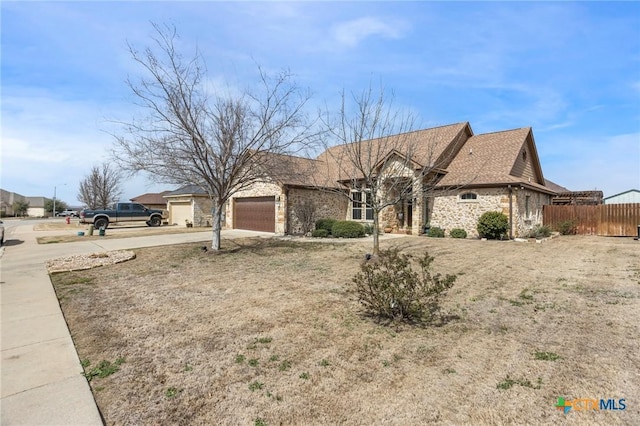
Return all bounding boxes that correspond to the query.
[543,203,640,237]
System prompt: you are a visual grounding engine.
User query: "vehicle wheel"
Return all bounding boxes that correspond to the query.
[94,218,109,229]
[148,216,162,227]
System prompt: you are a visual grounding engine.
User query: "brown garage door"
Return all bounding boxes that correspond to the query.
[234,196,275,232]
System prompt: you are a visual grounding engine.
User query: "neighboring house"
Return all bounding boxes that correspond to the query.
[25,196,47,217]
[168,122,569,238]
[603,189,640,204]
[130,191,171,210]
[1,190,52,217]
[164,185,212,227]
[0,189,26,216]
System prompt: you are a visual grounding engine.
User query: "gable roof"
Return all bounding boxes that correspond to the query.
[315,122,472,184]
[436,127,554,194]
[130,191,171,205]
[161,122,555,196]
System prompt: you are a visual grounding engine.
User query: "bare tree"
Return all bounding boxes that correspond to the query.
[112,24,314,250]
[78,163,123,209]
[317,85,463,254]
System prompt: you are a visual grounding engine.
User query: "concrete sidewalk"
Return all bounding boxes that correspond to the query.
[0,224,269,425]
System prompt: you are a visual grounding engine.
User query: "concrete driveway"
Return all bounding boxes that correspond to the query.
[0,222,271,425]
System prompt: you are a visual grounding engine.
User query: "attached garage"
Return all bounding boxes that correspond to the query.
[234,196,275,232]
[169,201,192,226]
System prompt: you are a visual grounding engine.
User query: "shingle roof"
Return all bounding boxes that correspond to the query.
[544,179,570,193]
[130,191,172,205]
[252,151,332,188]
[164,185,208,197]
[161,122,555,195]
[436,127,550,193]
[315,122,472,184]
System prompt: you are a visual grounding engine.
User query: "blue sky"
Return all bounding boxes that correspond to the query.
[2,1,639,205]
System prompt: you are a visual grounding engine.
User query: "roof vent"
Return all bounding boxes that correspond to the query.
[469,148,473,155]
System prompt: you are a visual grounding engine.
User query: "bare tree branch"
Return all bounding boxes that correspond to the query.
[111,23,315,250]
[316,84,463,254]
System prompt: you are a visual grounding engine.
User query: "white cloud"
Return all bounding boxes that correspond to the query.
[331,17,406,48]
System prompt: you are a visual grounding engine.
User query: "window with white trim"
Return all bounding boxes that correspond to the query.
[351,191,373,220]
[459,192,478,201]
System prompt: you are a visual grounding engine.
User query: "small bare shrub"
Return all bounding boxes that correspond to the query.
[352,249,456,323]
[293,201,317,235]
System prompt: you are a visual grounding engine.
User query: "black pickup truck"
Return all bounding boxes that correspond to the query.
[80,202,166,229]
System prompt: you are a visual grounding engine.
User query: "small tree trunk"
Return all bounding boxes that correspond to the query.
[372,210,380,255]
[211,204,222,250]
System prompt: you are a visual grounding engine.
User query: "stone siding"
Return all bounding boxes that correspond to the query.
[430,187,551,238]
[512,189,551,237]
[287,188,348,235]
[193,197,213,227]
[430,188,509,238]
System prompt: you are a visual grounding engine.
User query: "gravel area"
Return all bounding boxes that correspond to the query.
[46,250,136,273]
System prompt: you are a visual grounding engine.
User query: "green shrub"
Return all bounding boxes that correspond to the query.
[352,249,457,322]
[315,218,337,235]
[363,223,374,235]
[449,228,467,239]
[427,226,445,238]
[557,219,578,235]
[527,225,551,239]
[311,229,329,238]
[477,211,509,239]
[331,221,365,238]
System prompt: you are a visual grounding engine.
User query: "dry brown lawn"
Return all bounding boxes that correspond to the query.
[51,236,639,425]
[36,222,206,244]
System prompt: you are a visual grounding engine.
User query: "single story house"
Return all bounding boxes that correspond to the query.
[164,185,213,227]
[26,196,47,218]
[0,189,25,217]
[130,191,171,211]
[165,122,568,238]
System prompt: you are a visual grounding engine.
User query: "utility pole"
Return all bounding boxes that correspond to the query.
[53,186,57,218]
[52,183,66,217]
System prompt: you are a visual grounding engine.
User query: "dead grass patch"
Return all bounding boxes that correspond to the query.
[52,236,640,425]
[36,224,206,244]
